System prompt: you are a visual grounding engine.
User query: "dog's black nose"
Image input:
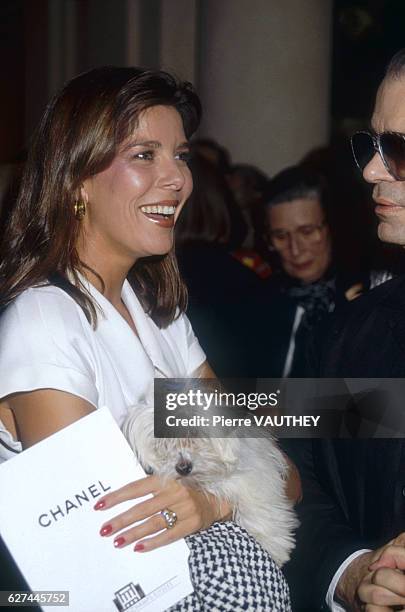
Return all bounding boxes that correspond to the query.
[175,460,193,476]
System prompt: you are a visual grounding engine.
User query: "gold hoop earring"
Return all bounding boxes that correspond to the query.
[74,201,86,220]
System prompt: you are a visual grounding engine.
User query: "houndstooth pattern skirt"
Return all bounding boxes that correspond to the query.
[168,522,292,612]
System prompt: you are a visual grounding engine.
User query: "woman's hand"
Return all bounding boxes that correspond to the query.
[95,475,231,552]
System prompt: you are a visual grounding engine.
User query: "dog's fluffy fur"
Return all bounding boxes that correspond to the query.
[122,402,298,566]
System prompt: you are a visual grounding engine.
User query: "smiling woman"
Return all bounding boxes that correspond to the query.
[0,67,200,328]
[78,105,192,267]
[0,67,293,610]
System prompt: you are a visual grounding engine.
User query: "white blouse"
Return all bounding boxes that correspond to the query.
[0,279,206,462]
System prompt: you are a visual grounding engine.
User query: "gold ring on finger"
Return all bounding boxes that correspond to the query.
[161,508,177,529]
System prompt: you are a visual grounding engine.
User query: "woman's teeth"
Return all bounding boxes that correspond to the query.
[140,205,176,215]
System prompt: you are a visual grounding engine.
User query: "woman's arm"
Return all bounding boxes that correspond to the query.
[8,389,95,447]
[192,360,216,378]
[8,386,229,552]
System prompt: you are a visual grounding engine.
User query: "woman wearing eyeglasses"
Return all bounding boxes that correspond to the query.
[264,164,368,377]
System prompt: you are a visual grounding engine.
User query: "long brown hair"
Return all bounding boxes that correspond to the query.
[0,66,201,327]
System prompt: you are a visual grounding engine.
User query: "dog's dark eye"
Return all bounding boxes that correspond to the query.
[144,464,154,475]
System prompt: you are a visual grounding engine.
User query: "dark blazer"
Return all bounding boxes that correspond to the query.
[284,275,405,611]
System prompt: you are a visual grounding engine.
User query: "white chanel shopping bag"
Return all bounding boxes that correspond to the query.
[0,407,193,612]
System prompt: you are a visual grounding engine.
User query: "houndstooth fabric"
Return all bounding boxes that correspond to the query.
[167,522,291,612]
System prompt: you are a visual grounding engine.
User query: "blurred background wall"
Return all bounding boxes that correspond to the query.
[197,0,332,175]
[1,0,331,174]
[2,0,405,173]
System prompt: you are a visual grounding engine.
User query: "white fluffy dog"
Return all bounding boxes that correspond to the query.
[122,401,298,567]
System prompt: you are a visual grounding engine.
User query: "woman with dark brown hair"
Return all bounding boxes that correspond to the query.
[0,67,292,610]
[0,64,226,542]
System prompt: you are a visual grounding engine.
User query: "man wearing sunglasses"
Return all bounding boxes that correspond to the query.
[286,49,405,611]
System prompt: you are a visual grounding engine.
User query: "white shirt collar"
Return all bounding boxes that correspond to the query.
[78,274,179,379]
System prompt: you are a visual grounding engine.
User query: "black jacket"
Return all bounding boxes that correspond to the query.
[284,275,405,611]
[177,243,295,377]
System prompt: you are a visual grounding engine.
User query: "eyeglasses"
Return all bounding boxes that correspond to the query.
[351,130,405,180]
[270,221,326,251]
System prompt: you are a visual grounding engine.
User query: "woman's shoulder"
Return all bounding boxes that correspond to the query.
[0,284,90,339]
[162,310,206,373]
[0,284,99,406]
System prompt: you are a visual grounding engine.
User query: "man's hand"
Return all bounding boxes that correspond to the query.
[336,534,405,611]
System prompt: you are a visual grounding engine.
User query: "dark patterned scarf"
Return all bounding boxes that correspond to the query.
[287,277,336,329]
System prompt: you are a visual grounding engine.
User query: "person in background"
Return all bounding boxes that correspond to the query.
[264,165,370,377]
[191,137,231,176]
[192,142,272,279]
[227,163,270,258]
[175,152,282,376]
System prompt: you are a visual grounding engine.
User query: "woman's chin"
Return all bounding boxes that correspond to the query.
[137,244,173,260]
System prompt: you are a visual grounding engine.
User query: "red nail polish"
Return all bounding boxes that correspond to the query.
[134,543,145,552]
[94,500,106,510]
[100,524,113,536]
[114,537,126,548]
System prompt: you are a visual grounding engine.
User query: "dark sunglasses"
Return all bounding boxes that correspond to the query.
[351,130,405,181]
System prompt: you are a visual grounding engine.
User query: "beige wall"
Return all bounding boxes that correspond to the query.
[19,0,332,176]
[124,0,333,177]
[197,0,333,175]
[160,0,198,83]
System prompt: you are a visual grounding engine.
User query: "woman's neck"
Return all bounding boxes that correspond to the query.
[76,236,136,308]
[79,260,138,335]
[83,266,126,305]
